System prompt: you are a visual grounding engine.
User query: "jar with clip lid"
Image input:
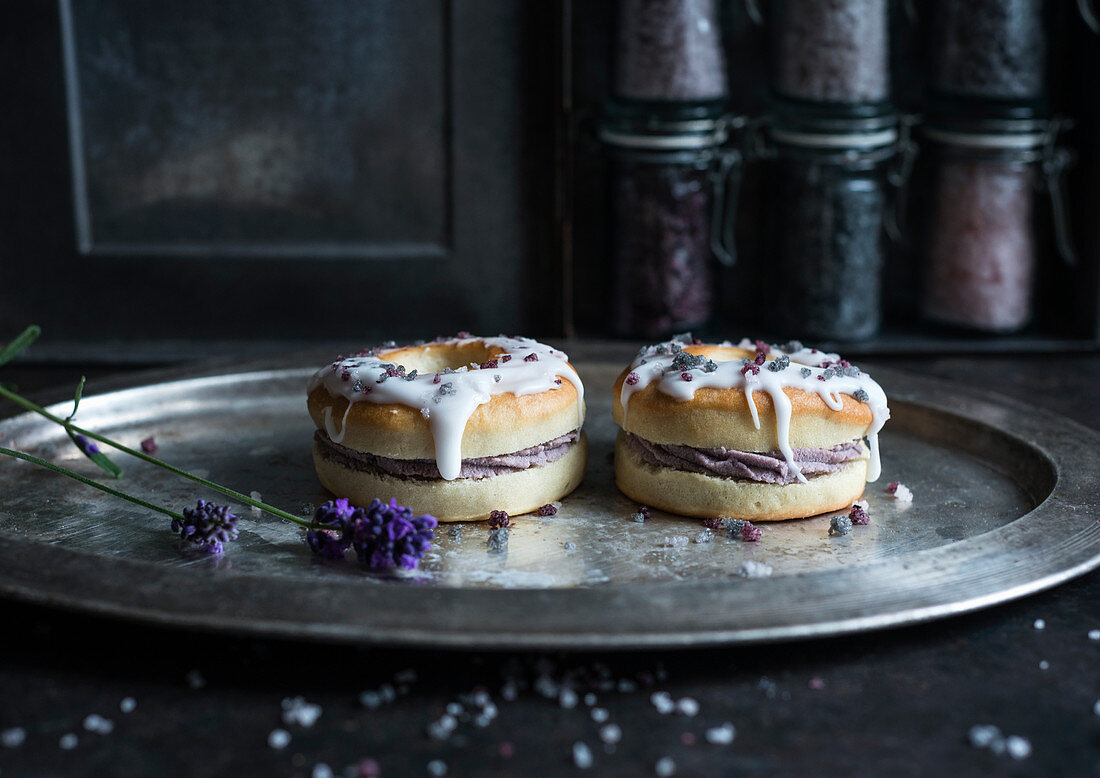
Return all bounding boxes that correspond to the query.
[759,105,913,341]
[921,110,1075,333]
[601,104,744,338]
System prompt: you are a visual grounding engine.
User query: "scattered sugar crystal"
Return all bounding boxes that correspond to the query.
[1005,736,1031,760]
[573,741,594,769]
[655,756,677,776]
[563,541,577,551]
[651,691,675,715]
[829,515,853,536]
[267,729,291,750]
[891,483,914,503]
[676,697,700,717]
[704,722,736,744]
[59,733,78,750]
[250,491,262,516]
[1,727,26,748]
[968,724,1002,749]
[427,714,458,740]
[312,763,334,778]
[694,529,714,544]
[420,407,431,419]
[599,724,622,744]
[427,760,448,776]
[119,697,136,714]
[1033,619,1045,630]
[82,714,114,735]
[282,697,322,728]
[663,535,690,549]
[591,708,609,723]
[738,560,773,579]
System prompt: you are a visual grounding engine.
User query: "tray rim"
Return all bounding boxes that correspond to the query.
[0,358,1097,650]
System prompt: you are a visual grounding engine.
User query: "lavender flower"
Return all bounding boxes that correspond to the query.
[306,498,358,559]
[350,498,437,570]
[73,434,99,456]
[171,500,239,554]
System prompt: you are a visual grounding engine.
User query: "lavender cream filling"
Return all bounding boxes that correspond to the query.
[623,432,865,485]
[316,430,580,481]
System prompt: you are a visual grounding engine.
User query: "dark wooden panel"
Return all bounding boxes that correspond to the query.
[62,0,449,257]
[0,1,558,345]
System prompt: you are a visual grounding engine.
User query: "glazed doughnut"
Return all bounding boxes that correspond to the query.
[612,336,889,521]
[308,335,587,521]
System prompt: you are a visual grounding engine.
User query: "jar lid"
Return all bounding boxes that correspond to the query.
[923,116,1053,151]
[600,99,736,150]
[768,96,899,150]
[924,96,1055,150]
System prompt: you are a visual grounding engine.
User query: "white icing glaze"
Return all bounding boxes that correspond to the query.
[309,335,585,481]
[619,336,890,483]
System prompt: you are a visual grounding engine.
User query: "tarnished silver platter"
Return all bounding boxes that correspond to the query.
[0,358,1097,648]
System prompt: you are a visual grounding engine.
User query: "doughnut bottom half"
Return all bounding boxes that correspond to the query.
[314,433,588,522]
[614,433,867,521]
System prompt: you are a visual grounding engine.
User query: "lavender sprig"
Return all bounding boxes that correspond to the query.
[1,326,438,568]
[63,375,123,479]
[0,446,183,524]
[0,382,302,526]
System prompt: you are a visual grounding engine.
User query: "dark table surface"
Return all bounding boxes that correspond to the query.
[0,348,1098,778]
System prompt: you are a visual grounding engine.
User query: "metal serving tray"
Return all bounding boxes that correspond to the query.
[0,360,1097,649]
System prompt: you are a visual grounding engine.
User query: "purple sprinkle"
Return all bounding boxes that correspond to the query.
[702,517,723,531]
[456,331,470,339]
[625,372,640,386]
[501,354,512,363]
[741,522,761,542]
[488,510,511,529]
[849,504,870,525]
[536,504,558,517]
[524,353,539,362]
[480,359,499,370]
[886,481,899,495]
[681,372,693,382]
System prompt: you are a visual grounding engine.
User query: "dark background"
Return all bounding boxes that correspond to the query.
[1,3,1100,775]
[2,1,1099,360]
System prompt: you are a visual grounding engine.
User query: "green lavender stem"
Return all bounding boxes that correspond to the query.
[0,384,311,529]
[0,446,184,521]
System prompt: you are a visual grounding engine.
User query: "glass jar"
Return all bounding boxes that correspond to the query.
[930,0,1046,102]
[771,0,890,105]
[920,115,1074,333]
[615,0,728,102]
[601,109,741,338]
[766,111,901,341]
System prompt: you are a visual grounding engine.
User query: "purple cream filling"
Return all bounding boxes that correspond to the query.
[623,432,864,485]
[316,430,580,481]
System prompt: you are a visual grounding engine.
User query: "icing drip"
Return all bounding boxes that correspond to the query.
[309,336,585,481]
[619,336,889,483]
